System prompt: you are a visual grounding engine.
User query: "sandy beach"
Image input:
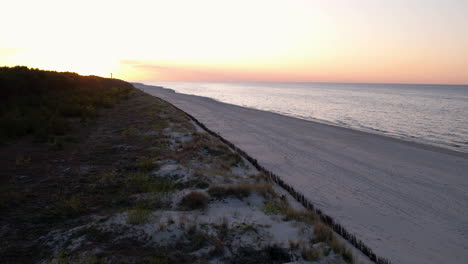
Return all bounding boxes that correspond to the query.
[136,83,468,264]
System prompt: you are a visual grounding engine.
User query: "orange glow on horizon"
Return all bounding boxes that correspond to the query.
[1,0,467,85]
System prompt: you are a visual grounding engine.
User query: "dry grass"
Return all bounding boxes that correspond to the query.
[179,191,209,210]
[284,207,315,224]
[330,237,355,263]
[313,221,355,263]
[314,221,334,243]
[176,134,244,169]
[249,172,269,183]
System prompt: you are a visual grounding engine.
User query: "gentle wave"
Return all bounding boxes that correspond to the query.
[143,81,468,152]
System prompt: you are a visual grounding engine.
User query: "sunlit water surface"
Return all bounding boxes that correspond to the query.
[143,81,468,152]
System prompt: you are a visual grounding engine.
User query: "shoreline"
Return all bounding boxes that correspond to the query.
[147,87,392,264]
[136,83,468,264]
[1,86,366,263]
[137,83,468,156]
[137,83,467,158]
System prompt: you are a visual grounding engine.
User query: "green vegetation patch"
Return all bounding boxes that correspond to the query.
[127,206,152,225]
[0,66,134,142]
[125,172,175,194]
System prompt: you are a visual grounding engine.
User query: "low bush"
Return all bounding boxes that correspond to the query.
[179,191,209,210]
[301,247,321,261]
[208,184,251,199]
[208,183,274,199]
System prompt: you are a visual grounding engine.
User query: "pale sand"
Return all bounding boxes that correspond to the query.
[135,83,468,264]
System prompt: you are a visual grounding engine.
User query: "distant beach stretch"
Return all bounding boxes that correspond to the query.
[144,81,468,153]
[136,83,468,264]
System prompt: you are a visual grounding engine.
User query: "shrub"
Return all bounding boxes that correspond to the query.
[301,247,321,261]
[179,191,209,210]
[208,183,274,199]
[208,184,251,199]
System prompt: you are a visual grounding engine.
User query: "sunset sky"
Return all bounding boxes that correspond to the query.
[1,0,467,84]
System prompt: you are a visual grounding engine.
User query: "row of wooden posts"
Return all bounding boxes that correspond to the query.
[163,98,391,264]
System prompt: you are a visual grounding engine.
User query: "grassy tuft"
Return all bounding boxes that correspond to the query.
[122,127,138,137]
[15,155,31,166]
[125,172,175,194]
[136,156,159,172]
[261,199,288,215]
[127,205,151,225]
[99,171,117,185]
[284,207,315,224]
[314,221,334,243]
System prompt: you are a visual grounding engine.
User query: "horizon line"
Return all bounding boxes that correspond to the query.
[130,80,468,86]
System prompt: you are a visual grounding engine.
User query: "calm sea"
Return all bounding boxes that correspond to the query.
[143,81,468,152]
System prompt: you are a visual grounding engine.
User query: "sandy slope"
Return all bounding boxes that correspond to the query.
[136,84,468,264]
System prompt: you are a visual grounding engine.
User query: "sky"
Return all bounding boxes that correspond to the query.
[1,0,467,84]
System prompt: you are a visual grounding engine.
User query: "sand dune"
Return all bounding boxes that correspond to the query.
[136,83,468,264]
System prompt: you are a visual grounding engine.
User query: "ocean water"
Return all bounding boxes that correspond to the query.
[143,81,468,152]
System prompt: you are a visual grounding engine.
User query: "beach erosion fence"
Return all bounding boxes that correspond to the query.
[149,90,391,264]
